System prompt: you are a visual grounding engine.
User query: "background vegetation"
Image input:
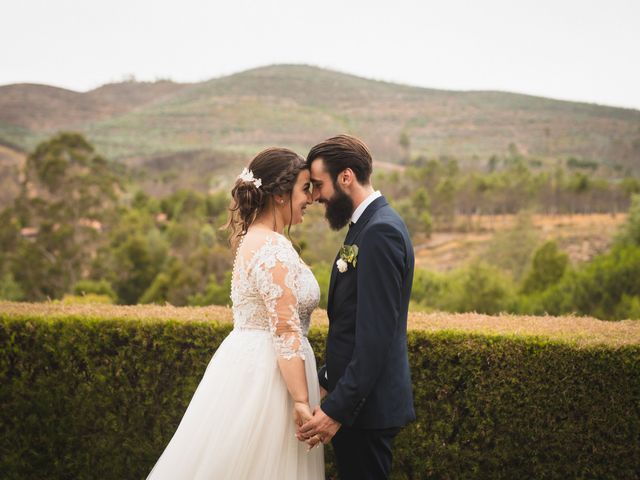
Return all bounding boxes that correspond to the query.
[1,130,640,320]
[1,66,639,320]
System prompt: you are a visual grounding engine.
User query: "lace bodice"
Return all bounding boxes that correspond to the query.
[230,231,320,360]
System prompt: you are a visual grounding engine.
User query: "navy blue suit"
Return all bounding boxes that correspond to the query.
[319,195,415,479]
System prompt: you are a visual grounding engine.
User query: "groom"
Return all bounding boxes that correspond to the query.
[298,134,415,479]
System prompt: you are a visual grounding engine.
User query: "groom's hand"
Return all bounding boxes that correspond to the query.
[297,406,341,449]
[319,386,328,400]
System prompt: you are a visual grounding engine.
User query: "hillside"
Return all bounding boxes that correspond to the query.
[0,65,638,174]
[0,80,189,152]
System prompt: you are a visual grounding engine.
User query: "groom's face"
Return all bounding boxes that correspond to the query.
[310,158,355,231]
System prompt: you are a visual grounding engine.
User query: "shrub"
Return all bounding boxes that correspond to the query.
[59,293,114,305]
[1,310,638,479]
[71,279,117,300]
[0,270,24,301]
[442,262,517,315]
[520,241,568,294]
[615,193,640,247]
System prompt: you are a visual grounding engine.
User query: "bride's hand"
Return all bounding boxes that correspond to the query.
[293,401,313,427]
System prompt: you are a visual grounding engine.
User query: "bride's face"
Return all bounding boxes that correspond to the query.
[283,170,313,225]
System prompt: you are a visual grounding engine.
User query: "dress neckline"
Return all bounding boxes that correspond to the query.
[245,227,291,243]
[233,229,294,274]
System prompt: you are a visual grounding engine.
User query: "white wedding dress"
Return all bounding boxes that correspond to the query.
[146,231,325,479]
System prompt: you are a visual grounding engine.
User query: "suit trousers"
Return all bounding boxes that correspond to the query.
[331,425,401,480]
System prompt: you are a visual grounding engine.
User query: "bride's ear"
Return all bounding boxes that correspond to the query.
[273,194,286,206]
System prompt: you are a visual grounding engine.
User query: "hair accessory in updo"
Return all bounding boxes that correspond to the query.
[237,167,262,188]
[225,147,306,248]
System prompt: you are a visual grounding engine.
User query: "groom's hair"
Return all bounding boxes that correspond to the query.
[306,134,373,185]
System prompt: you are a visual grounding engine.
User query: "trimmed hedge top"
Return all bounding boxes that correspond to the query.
[1,301,638,348]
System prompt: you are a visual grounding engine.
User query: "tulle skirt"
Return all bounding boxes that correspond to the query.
[146,328,324,480]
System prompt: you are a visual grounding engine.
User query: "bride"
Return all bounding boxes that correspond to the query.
[146,148,324,479]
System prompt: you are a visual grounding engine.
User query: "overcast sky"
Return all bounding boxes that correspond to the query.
[2,0,639,109]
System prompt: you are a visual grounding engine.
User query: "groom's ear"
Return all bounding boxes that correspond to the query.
[338,168,355,188]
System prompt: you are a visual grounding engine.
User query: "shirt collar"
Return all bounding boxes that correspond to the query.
[351,190,382,224]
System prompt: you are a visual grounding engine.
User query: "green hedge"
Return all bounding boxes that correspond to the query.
[1,314,639,479]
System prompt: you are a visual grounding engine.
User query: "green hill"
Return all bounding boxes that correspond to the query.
[1,64,639,174]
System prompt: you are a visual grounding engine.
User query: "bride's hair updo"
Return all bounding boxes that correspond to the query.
[225,147,306,246]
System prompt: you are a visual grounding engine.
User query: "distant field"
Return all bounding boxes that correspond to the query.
[1,301,637,348]
[415,213,626,271]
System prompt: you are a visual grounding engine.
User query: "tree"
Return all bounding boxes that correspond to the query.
[569,172,590,194]
[391,189,433,237]
[433,177,456,227]
[411,189,433,237]
[410,268,448,308]
[615,194,640,247]
[10,133,121,300]
[188,272,232,306]
[520,241,569,294]
[484,211,540,281]
[443,261,516,315]
[0,269,24,301]
[487,155,499,173]
[537,244,640,320]
[399,131,411,162]
[570,244,640,319]
[111,233,164,304]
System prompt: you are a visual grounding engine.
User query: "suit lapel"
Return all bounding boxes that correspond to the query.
[345,196,388,245]
[327,196,389,315]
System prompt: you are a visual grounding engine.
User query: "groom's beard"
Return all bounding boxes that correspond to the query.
[324,184,354,231]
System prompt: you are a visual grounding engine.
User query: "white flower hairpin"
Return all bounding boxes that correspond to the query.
[237,167,262,188]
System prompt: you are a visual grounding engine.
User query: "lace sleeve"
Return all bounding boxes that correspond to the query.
[250,241,305,360]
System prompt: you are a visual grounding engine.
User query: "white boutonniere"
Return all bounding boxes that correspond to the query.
[336,244,359,273]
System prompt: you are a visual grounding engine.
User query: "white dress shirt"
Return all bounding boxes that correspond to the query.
[351,190,382,224]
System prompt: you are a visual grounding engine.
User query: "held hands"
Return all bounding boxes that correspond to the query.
[293,401,313,428]
[296,406,341,450]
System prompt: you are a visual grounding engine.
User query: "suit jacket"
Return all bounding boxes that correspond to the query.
[319,195,416,429]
